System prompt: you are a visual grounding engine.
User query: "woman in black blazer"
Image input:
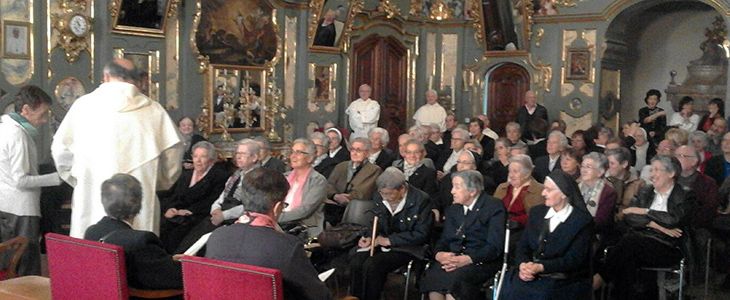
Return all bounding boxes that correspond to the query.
[501,169,594,300]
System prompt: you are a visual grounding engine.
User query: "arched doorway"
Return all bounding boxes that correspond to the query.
[484,63,530,136]
[350,34,408,150]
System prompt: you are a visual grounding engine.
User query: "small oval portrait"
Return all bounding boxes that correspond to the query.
[54,77,86,109]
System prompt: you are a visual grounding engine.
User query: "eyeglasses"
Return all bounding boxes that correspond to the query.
[291,150,310,156]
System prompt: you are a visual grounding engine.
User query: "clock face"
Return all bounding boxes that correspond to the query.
[69,15,89,37]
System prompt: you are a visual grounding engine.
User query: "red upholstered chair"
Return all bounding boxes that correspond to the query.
[180,255,284,300]
[0,236,28,280]
[45,233,181,299]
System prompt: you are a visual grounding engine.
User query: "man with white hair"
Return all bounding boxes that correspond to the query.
[533,131,567,183]
[346,84,380,139]
[413,90,447,131]
[516,90,548,137]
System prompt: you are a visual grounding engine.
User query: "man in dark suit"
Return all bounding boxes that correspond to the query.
[368,127,396,171]
[533,131,567,183]
[316,128,350,178]
[84,174,182,290]
[254,136,287,173]
[205,168,330,300]
[516,90,548,138]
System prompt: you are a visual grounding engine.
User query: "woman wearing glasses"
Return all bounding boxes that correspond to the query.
[579,152,618,235]
[278,138,328,239]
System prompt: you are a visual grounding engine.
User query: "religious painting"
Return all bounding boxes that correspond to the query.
[533,0,558,16]
[309,0,362,52]
[2,20,31,59]
[195,0,278,66]
[111,0,177,37]
[308,64,336,112]
[472,0,530,52]
[54,77,86,110]
[207,65,266,133]
[566,48,591,81]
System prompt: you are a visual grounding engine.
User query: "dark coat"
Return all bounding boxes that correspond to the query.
[435,193,505,264]
[533,155,561,183]
[84,217,183,290]
[638,106,667,141]
[705,155,729,186]
[424,140,442,164]
[517,104,548,137]
[400,164,439,197]
[262,156,287,174]
[476,135,496,160]
[624,136,656,168]
[528,139,548,160]
[504,205,594,300]
[315,148,350,178]
[373,148,396,171]
[686,173,720,228]
[624,184,694,248]
[205,223,331,300]
[368,186,433,259]
[182,134,206,163]
[159,163,229,218]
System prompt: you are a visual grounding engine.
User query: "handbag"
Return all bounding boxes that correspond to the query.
[316,223,366,249]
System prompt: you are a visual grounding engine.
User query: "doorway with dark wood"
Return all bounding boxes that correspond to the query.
[485,63,530,136]
[351,34,408,150]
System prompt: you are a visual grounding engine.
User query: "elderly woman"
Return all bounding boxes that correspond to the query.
[689,130,712,173]
[435,150,481,214]
[505,122,523,146]
[349,167,433,300]
[494,154,544,230]
[560,147,582,180]
[605,147,644,221]
[399,139,438,195]
[309,131,330,170]
[158,141,229,253]
[483,137,511,187]
[85,174,182,290]
[594,156,693,299]
[579,152,618,234]
[178,116,207,169]
[570,130,589,158]
[278,138,328,239]
[501,169,594,299]
[421,170,505,300]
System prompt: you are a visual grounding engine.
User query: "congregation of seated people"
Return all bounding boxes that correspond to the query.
[6,84,730,300]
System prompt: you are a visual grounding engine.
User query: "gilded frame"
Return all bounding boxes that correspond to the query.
[206,64,268,133]
[308,0,364,53]
[2,20,31,59]
[470,0,533,55]
[565,47,591,81]
[109,0,179,38]
[113,48,160,101]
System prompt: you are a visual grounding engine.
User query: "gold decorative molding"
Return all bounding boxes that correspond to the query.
[308,0,364,53]
[466,0,484,46]
[109,0,179,37]
[189,1,208,73]
[429,0,451,21]
[50,0,92,63]
[535,0,730,23]
[555,0,579,8]
[409,0,423,16]
[378,0,402,19]
[524,54,553,93]
[535,28,545,47]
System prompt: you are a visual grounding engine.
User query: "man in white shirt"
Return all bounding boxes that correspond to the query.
[413,90,447,131]
[346,84,380,139]
[0,86,61,275]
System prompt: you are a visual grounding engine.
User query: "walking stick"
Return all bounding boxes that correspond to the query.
[369,215,379,257]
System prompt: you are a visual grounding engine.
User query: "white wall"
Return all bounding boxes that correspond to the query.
[622,9,719,122]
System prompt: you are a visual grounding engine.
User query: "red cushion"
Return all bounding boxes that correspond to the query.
[45,233,129,300]
[180,256,283,300]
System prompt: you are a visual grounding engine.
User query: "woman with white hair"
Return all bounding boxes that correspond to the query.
[494,154,544,243]
[689,130,712,173]
[579,152,617,234]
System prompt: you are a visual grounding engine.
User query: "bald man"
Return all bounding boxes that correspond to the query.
[346,84,381,139]
[516,90,548,137]
[53,58,183,237]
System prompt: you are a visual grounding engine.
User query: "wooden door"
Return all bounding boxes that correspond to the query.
[487,63,530,136]
[351,35,408,150]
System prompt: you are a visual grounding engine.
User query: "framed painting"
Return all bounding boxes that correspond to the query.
[566,48,591,81]
[206,64,267,133]
[308,0,363,53]
[111,0,178,37]
[2,20,31,59]
[194,0,278,67]
[470,0,532,54]
[113,48,157,100]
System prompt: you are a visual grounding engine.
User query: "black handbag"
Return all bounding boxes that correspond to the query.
[316,223,366,249]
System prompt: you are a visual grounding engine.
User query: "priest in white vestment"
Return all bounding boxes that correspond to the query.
[346,84,380,139]
[52,58,182,238]
[413,89,447,131]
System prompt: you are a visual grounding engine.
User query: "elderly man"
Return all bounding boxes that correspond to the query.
[533,131,567,183]
[413,90,447,131]
[85,174,182,290]
[675,145,719,232]
[254,136,286,173]
[708,118,727,156]
[316,128,350,178]
[349,167,433,300]
[505,122,523,146]
[53,58,182,237]
[346,84,380,139]
[706,132,730,185]
[436,128,469,176]
[173,139,260,253]
[206,168,330,300]
[516,91,548,137]
[325,137,382,225]
[0,86,61,275]
[442,113,458,146]
[368,127,395,170]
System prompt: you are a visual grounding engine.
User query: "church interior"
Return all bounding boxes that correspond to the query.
[2,0,730,299]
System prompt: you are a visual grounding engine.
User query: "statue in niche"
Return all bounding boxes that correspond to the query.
[691,16,728,66]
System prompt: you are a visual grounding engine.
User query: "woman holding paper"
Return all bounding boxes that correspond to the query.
[348,167,433,300]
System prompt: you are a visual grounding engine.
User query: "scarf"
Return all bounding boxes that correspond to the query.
[579,179,605,217]
[237,212,279,230]
[285,167,311,210]
[8,112,39,140]
[403,161,422,178]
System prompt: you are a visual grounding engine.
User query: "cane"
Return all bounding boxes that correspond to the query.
[493,221,511,300]
[369,215,379,257]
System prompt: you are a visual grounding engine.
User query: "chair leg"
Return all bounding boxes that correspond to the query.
[404,260,413,300]
[704,238,712,299]
[678,259,684,300]
[656,270,667,300]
